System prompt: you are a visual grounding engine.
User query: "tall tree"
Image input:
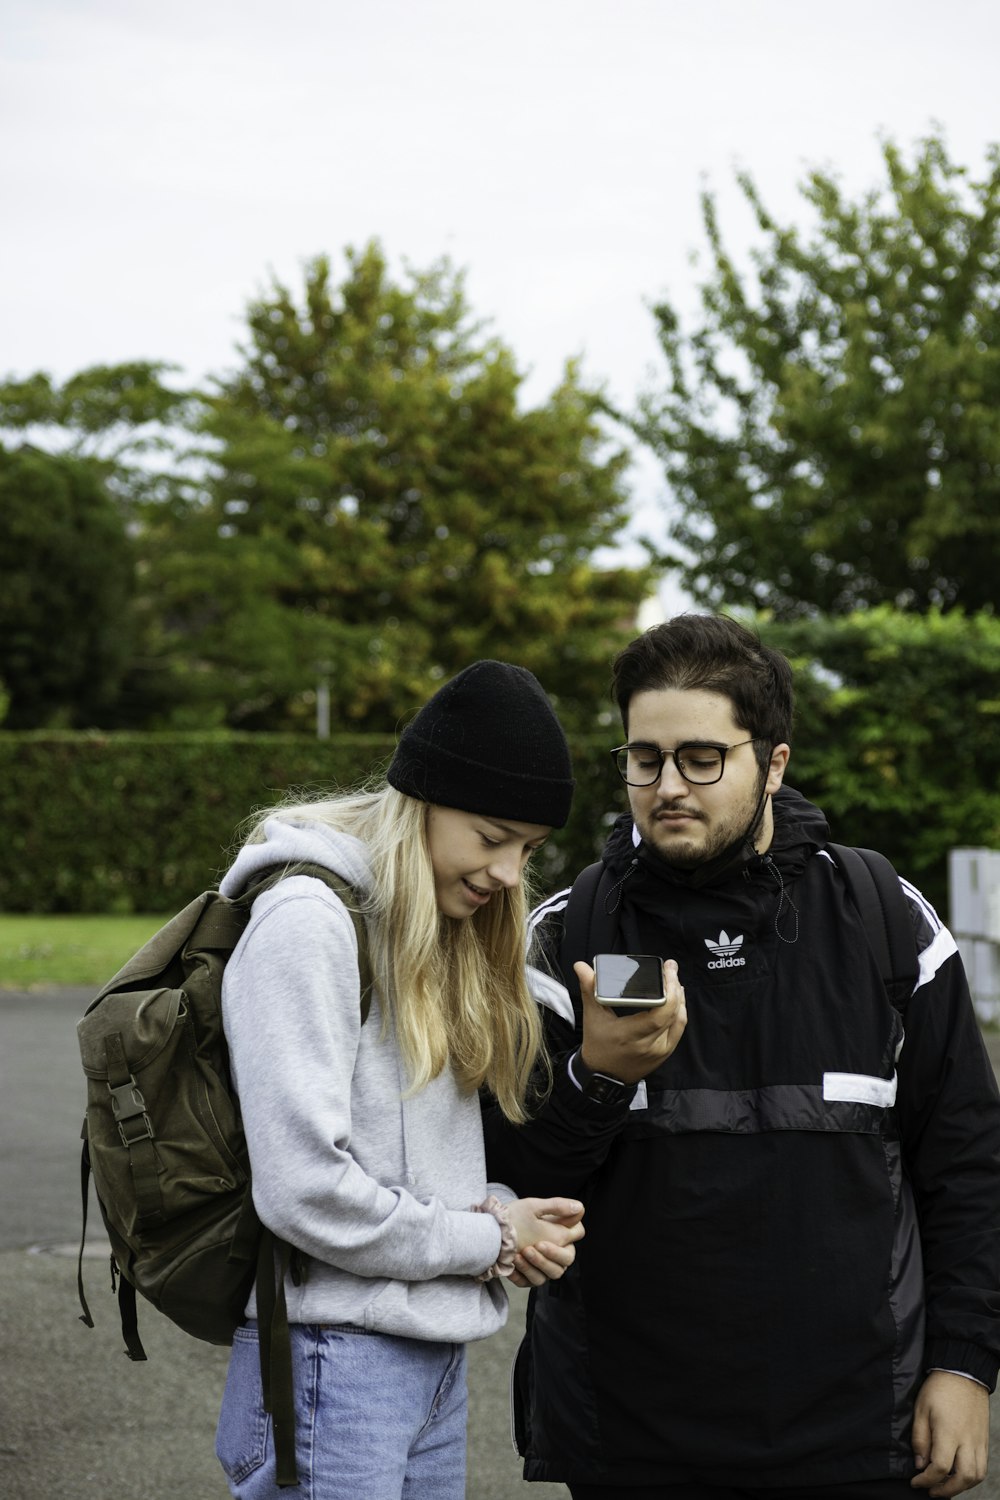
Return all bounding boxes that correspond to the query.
[639,135,1000,618]
[761,607,1000,911]
[149,243,650,729]
[0,362,203,727]
[0,443,133,726]
[0,361,197,506]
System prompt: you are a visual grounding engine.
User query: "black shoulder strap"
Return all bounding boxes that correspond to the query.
[560,861,621,1004]
[828,843,919,1010]
[255,1230,299,1487]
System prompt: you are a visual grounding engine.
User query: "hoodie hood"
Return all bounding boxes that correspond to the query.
[765,784,831,869]
[219,815,374,901]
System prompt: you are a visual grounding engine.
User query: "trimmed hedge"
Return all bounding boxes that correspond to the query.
[1,732,626,913]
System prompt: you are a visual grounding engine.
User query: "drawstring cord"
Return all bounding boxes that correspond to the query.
[760,852,799,945]
[604,857,639,914]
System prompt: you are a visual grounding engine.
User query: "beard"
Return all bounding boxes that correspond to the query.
[634,770,769,869]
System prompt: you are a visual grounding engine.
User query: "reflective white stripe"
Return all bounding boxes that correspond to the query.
[527,888,570,943]
[900,875,942,933]
[526,964,575,1024]
[823,1071,898,1107]
[914,922,958,991]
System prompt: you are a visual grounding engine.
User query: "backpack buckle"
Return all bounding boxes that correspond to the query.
[109,1080,154,1146]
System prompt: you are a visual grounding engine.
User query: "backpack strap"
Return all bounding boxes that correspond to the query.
[104,1030,165,1227]
[256,1229,299,1487]
[827,843,919,1010]
[560,861,621,1005]
[189,897,250,953]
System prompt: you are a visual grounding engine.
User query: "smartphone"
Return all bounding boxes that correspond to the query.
[593,953,665,1009]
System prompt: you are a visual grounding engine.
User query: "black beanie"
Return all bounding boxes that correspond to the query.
[386,660,574,828]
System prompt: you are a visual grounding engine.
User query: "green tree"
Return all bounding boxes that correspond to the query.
[0,444,134,726]
[639,135,1000,618]
[761,608,1000,910]
[0,362,204,727]
[148,243,650,729]
[0,361,197,509]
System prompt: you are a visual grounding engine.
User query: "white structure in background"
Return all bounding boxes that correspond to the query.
[949,848,1000,1023]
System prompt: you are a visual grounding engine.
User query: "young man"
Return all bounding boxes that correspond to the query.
[485,614,1000,1500]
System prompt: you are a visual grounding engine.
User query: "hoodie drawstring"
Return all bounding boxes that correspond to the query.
[760,852,800,946]
[604,857,640,915]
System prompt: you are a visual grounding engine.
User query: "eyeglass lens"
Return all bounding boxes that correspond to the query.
[616,745,726,785]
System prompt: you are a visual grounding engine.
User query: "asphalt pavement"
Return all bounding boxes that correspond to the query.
[1,988,998,1499]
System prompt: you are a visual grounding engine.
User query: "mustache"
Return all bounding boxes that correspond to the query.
[653,802,705,823]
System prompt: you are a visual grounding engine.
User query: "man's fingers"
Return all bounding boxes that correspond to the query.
[910,1460,951,1493]
[577,956,687,1082]
[910,1374,989,1495]
[910,1443,987,1495]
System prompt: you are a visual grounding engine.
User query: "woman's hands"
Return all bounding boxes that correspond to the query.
[504,1196,585,1288]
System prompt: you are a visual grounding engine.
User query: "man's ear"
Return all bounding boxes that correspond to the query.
[766,743,790,795]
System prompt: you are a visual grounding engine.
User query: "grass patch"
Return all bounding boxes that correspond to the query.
[0,914,169,989]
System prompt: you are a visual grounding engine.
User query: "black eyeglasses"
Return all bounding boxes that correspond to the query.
[611,740,759,787]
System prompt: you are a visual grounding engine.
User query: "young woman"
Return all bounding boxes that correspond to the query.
[215,660,585,1499]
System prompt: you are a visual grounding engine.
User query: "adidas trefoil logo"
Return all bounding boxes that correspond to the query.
[704,930,746,970]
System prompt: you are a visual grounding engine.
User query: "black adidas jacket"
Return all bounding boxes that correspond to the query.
[484,787,1000,1488]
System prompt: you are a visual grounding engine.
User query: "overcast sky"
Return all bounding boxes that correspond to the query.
[4,0,1000,591]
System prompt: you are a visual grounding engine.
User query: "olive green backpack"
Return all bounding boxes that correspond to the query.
[76,864,372,1489]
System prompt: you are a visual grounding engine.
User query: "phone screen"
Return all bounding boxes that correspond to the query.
[593,954,665,1008]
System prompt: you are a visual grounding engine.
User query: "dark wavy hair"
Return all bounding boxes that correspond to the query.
[611,614,794,768]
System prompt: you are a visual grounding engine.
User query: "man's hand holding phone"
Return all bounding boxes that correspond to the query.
[575,955,687,1084]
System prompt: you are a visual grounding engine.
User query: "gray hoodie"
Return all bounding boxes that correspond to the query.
[220,815,509,1342]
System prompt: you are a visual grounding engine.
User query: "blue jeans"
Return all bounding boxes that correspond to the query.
[216,1322,468,1499]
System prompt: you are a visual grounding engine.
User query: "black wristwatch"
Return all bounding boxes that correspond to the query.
[572,1050,636,1107]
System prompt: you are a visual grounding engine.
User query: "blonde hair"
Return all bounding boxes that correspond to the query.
[240,784,548,1124]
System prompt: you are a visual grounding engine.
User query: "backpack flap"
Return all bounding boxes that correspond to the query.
[89,892,232,997]
[80,984,249,1241]
[80,1001,176,1230]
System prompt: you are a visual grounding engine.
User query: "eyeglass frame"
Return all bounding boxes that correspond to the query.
[610,738,762,787]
